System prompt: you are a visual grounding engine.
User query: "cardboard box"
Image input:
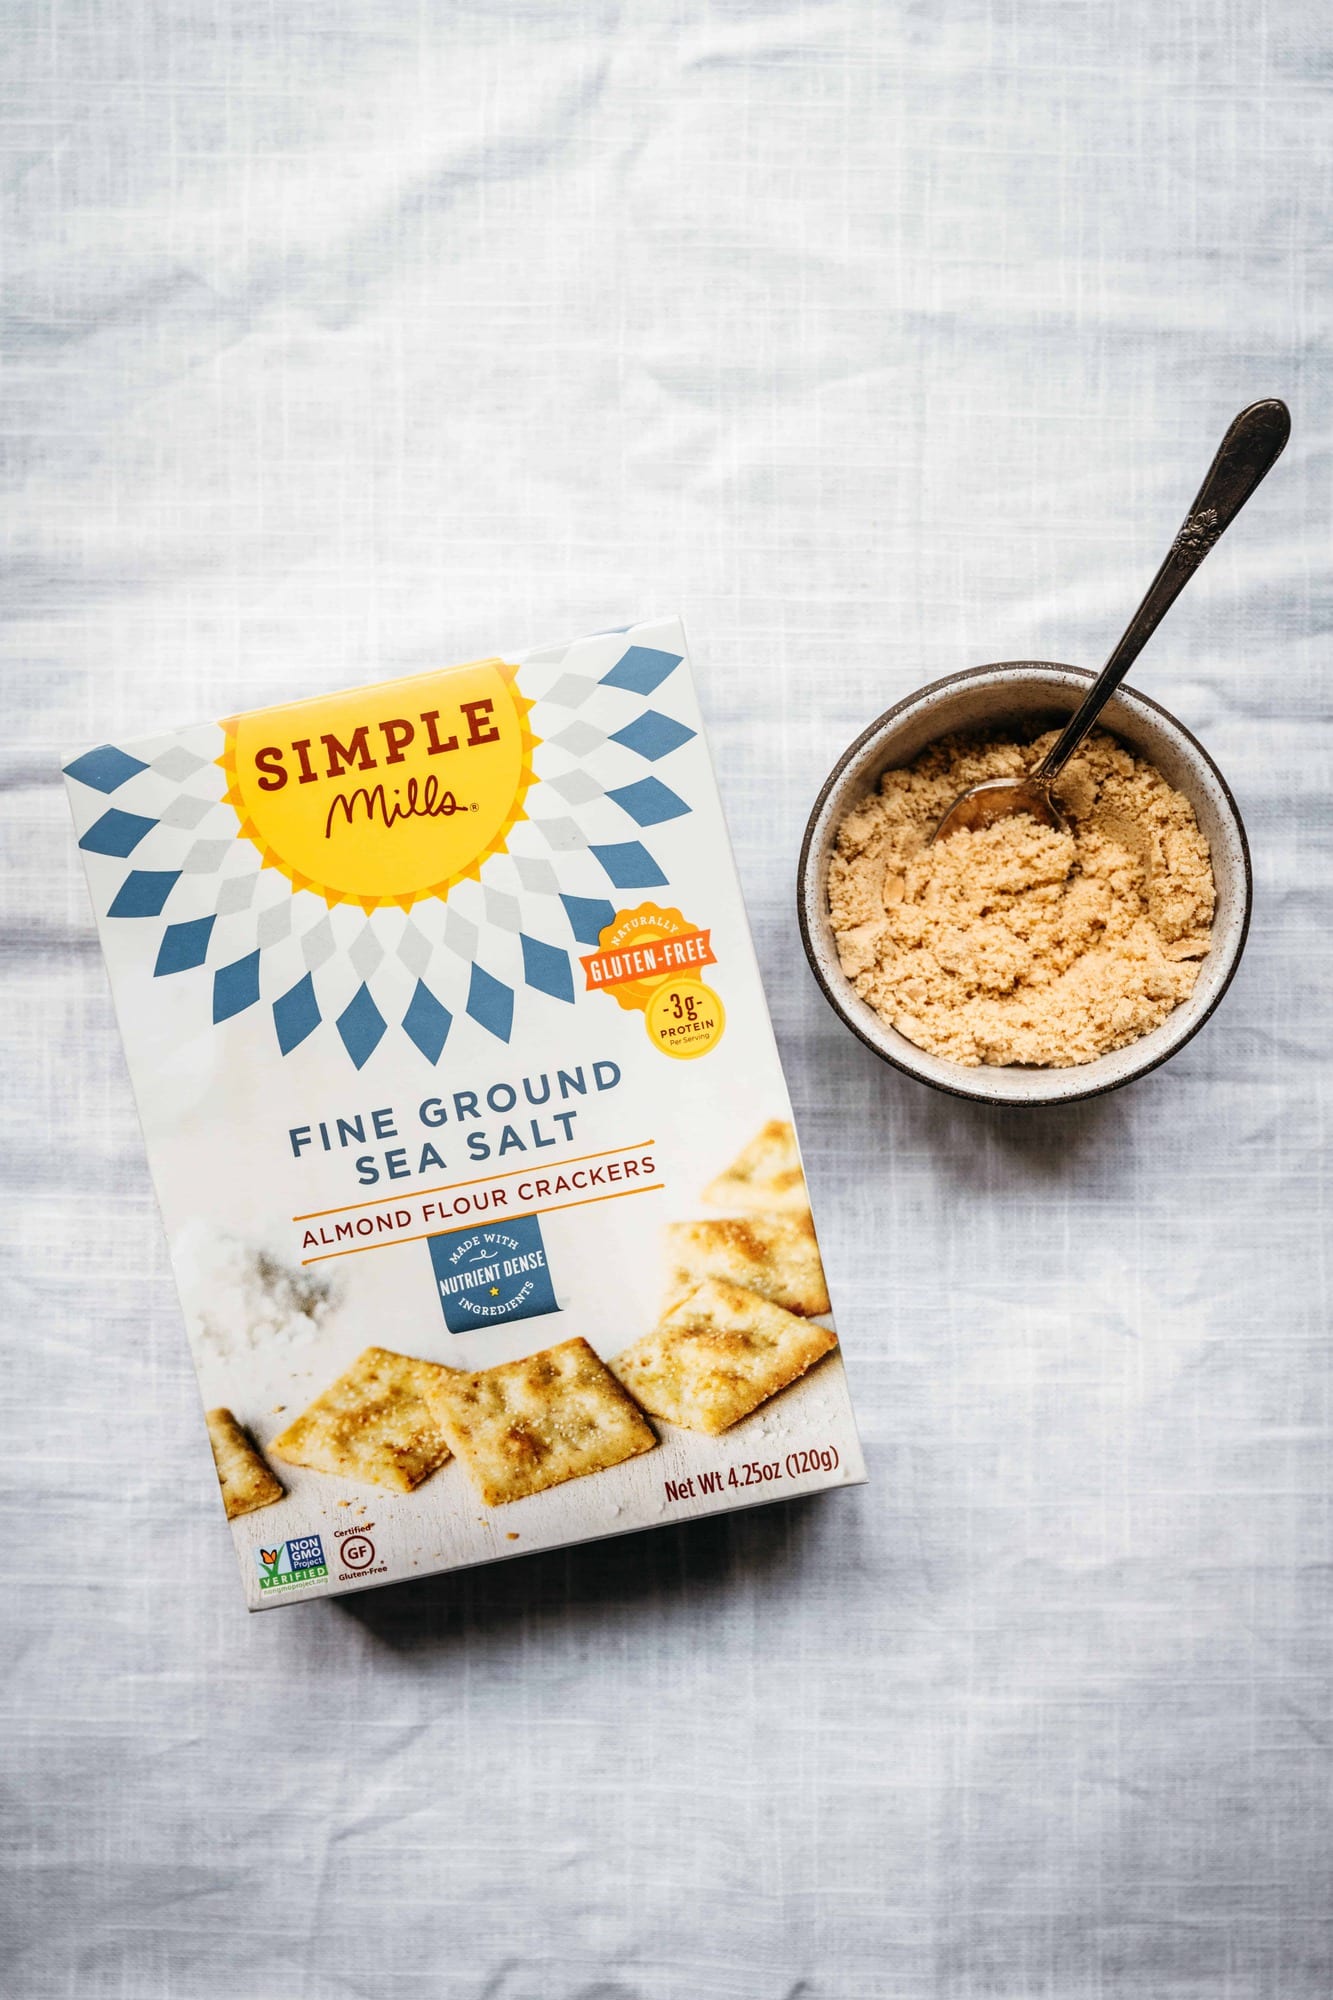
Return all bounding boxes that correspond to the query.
[65,616,865,1608]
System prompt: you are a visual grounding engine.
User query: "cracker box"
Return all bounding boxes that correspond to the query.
[64,616,866,1608]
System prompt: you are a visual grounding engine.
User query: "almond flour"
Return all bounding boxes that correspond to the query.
[828,728,1216,1068]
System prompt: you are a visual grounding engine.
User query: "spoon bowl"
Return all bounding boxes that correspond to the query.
[928,772,1069,840]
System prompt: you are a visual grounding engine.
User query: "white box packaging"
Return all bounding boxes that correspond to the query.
[65,616,866,1609]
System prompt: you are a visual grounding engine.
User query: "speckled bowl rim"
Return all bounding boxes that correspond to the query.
[796,661,1253,1106]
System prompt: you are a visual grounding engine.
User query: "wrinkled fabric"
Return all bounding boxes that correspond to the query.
[2,4,1330,1997]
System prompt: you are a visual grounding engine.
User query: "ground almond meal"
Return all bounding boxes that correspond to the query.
[828,727,1216,1068]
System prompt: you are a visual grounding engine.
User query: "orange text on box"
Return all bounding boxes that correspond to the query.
[580,928,715,991]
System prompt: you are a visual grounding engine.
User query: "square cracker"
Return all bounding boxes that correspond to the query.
[611,1278,837,1435]
[270,1346,453,1493]
[664,1212,830,1317]
[206,1407,285,1520]
[426,1337,657,1506]
[702,1119,809,1214]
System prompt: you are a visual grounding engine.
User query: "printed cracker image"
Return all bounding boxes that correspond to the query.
[206,1408,285,1520]
[664,1213,831,1317]
[426,1336,658,1506]
[702,1120,810,1215]
[270,1347,454,1493]
[611,1277,838,1435]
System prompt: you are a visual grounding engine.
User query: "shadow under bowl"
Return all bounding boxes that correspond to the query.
[796,662,1252,1107]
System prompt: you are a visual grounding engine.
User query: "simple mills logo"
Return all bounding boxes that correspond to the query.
[219,658,538,912]
[255,1535,328,1591]
[428,1216,558,1332]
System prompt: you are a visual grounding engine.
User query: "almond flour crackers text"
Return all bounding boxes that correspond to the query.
[828,729,1216,1068]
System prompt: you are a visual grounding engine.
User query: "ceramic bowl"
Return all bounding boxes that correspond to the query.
[796,661,1252,1106]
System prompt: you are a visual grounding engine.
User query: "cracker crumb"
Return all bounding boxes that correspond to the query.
[828,727,1215,1068]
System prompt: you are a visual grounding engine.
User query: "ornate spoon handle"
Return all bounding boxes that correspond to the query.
[1034,398,1290,786]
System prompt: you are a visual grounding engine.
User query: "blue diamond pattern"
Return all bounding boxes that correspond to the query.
[520,933,574,1003]
[213,950,261,1023]
[608,711,696,761]
[589,842,669,890]
[75,632,702,1070]
[606,776,690,827]
[599,645,682,696]
[559,894,616,947]
[274,973,321,1054]
[467,963,514,1042]
[402,981,452,1063]
[108,870,180,918]
[79,808,158,857]
[63,744,149,793]
[153,915,215,976]
[337,984,387,1069]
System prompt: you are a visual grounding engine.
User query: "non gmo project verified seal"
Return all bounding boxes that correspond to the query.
[255,1535,328,1591]
[428,1214,558,1332]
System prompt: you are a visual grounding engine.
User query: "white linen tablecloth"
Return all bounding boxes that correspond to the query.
[3,4,1329,1995]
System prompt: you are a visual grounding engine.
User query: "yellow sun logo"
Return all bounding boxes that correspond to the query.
[217,658,539,914]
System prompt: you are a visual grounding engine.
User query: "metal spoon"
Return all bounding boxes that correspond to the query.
[929,398,1291,843]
